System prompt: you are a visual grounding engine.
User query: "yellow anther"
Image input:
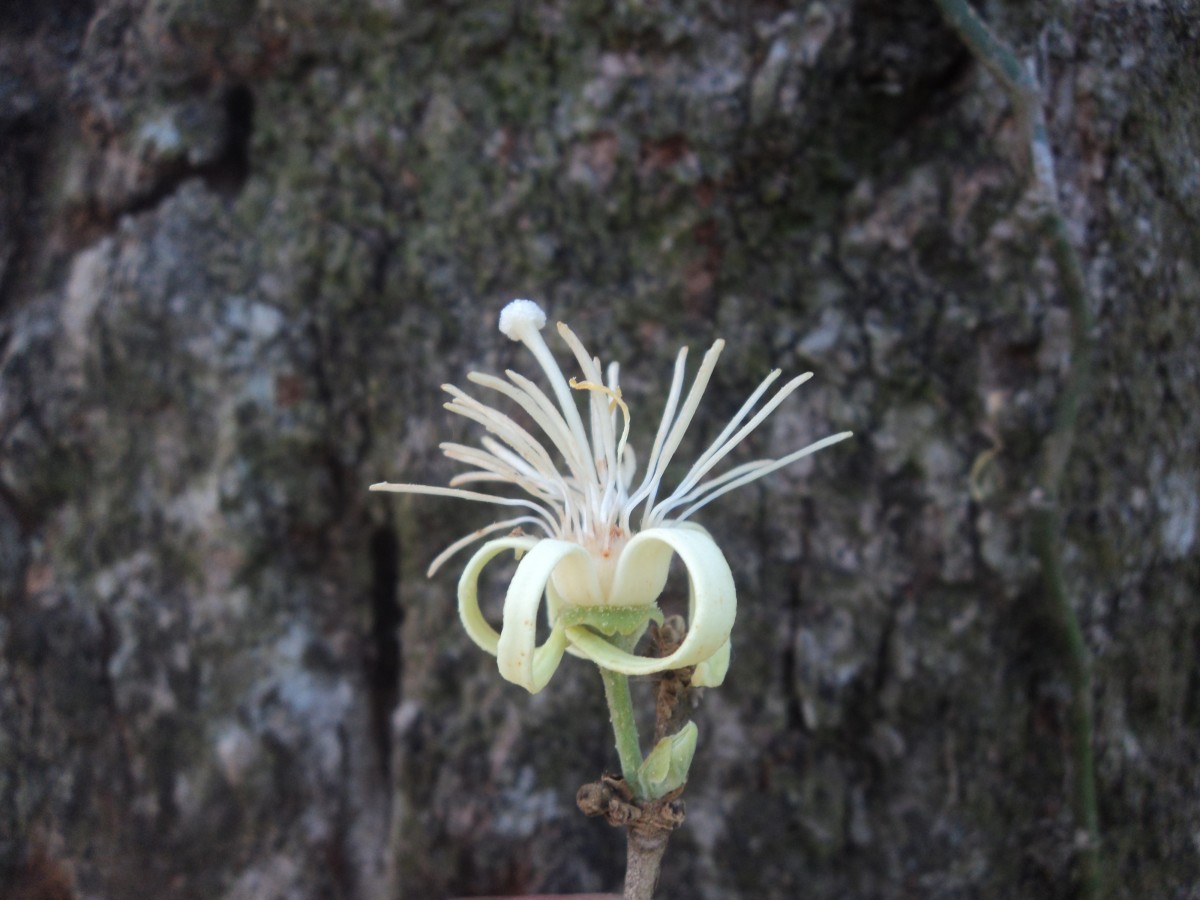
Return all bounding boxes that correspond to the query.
[569,377,624,413]
[569,377,632,466]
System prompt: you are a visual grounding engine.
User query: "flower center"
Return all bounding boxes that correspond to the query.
[551,525,630,607]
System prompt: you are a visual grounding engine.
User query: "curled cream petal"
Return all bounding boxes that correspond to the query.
[546,580,590,659]
[691,638,731,687]
[606,531,673,608]
[497,539,587,692]
[566,526,736,675]
[457,536,541,656]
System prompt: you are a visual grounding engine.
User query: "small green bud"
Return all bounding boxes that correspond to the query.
[636,721,698,799]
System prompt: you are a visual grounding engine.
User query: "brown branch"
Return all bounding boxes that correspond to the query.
[576,772,688,900]
[651,617,695,743]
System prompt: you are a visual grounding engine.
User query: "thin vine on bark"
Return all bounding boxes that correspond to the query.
[932,2,1102,896]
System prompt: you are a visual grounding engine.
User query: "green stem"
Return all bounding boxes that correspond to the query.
[1033,506,1101,899]
[600,666,644,795]
[932,0,1036,96]
[932,2,1102,896]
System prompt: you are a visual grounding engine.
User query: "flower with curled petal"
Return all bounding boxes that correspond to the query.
[371,299,851,693]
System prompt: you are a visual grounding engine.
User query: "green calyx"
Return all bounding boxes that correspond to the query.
[558,603,664,637]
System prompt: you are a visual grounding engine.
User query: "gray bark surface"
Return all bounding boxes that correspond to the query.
[2,1,1197,897]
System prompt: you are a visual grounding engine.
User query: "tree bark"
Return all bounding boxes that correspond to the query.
[2,1,1198,898]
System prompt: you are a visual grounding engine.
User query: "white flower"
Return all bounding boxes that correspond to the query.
[372,299,851,693]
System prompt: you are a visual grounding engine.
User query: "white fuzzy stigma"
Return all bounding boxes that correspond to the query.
[498,299,547,342]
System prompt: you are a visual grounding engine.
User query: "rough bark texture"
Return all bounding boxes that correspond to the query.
[2,1,1197,898]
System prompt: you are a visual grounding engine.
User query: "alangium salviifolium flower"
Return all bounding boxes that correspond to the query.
[372,300,851,895]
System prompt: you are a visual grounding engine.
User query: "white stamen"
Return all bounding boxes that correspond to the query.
[469,371,593,488]
[439,448,557,501]
[650,372,814,522]
[504,369,594,481]
[621,347,688,530]
[630,340,725,525]
[674,431,854,521]
[426,516,548,576]
[503,314,598,489]
[498,299,547,342]
[557,323,618,483]
[374,300,851,579]
[368,482,559,534]
[442,387,561,479]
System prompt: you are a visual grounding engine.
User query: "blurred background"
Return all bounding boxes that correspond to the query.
[1,1,1197,897]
